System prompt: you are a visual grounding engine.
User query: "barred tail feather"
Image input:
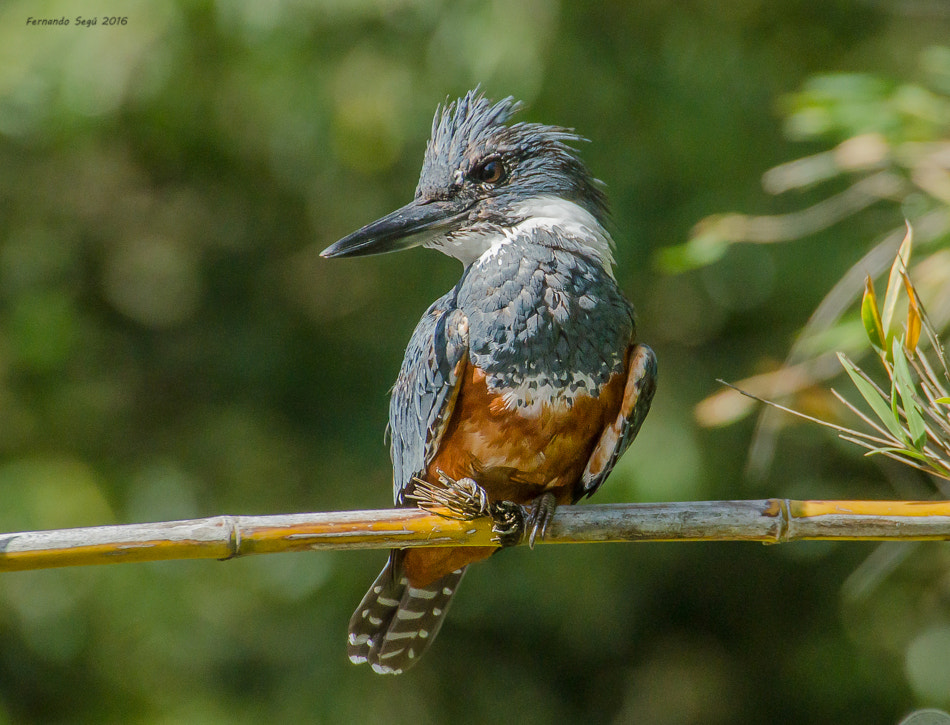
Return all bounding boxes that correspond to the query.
[347,551,465,675]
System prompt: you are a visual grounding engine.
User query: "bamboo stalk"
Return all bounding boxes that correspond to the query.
[1,499,949,573]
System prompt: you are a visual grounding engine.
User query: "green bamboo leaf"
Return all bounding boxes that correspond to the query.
[891,339,927,449]
[837,353,907,443]
[868,447,931,462]
[861,275,886,351]
[935,397,950,404]
[903,271,922,353]
[881,222,912,345]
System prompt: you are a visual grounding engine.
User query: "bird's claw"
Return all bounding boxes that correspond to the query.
[406,471,490,519]
[525,492,557,549]
[407,472,529,547]
[488,500,525,548]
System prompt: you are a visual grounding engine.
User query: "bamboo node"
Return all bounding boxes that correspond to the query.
[221,515,241,560]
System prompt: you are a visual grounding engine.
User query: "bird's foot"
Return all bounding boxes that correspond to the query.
[406,472,526,547]
[525,492,558,549]
[407,472,490,519]
[488,500,525,548]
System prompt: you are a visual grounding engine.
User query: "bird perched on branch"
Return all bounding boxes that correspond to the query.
[322,89,657,674]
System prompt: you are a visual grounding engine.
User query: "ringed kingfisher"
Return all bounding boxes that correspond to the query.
[321,90,657,674]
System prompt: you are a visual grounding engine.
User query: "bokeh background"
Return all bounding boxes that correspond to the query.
[1,1,949,722]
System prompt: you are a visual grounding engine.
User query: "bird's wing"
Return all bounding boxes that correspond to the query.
[578,343,658,499]
[389,291,469,504]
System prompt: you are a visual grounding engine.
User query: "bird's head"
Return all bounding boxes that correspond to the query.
[321,90,611,267]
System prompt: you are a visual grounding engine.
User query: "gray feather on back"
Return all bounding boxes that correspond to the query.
[389,290,469,502]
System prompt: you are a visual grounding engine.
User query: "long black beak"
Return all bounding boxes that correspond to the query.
[321,198,470,258]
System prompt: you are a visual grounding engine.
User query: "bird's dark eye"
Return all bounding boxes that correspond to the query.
[471,158,506,185]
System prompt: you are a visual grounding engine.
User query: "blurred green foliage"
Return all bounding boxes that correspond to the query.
[1,0,950,723]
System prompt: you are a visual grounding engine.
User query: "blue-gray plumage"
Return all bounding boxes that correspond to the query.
[458,235,631,400]
[322,90,657,675]
[389,292,468,501]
